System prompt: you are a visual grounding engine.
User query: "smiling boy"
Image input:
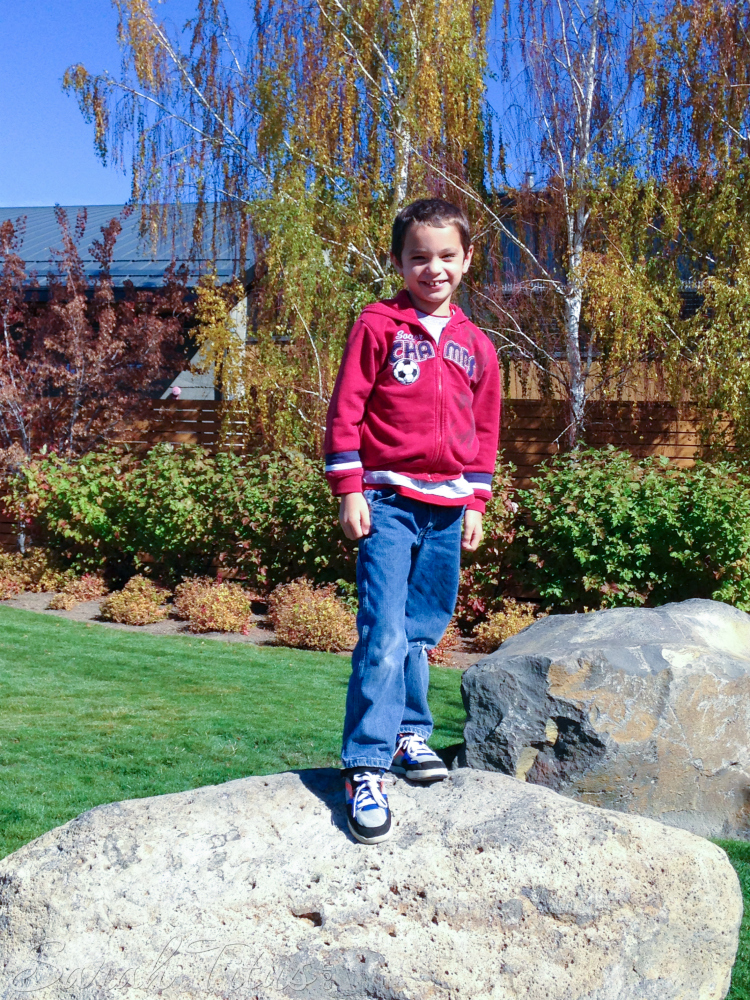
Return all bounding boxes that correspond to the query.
[324,198,501,844]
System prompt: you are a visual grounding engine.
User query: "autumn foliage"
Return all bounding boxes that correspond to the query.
[0,547,73,598]
[173,577,256,634]
[47,574,109,610]
[268,578,357,653]
[0,208,190,462]
[99,575,171,625]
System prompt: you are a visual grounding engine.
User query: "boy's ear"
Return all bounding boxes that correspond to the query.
[390,252,404,274]
[462,244,475,274]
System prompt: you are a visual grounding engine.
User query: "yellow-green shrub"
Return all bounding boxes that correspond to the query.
[100,576,170,626]
[472,598,546,653]
[0,572,23,600]
[48,574,108,610]
[20,548,73,592]
[269,579,357,653]
[0,548,72,596]
[174,578,254,634]
[172,577,213,620]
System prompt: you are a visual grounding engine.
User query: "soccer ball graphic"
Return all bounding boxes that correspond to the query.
[392,358,420,385]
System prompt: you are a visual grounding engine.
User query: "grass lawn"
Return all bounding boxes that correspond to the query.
[0,605,464,859]
[718,840,750,1000]
[0,605,747,997]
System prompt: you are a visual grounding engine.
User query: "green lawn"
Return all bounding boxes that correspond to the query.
[0,605,747,997]
[0,605,464,858]
[718,839,750,1000]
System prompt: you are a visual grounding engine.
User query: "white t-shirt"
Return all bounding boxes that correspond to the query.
[416,310,451,343]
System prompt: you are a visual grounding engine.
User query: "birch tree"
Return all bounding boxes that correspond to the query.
[459,0,652,447]
[630,0,750,453]
[65,0,491,450]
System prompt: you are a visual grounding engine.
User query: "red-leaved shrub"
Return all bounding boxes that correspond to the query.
[48,574,108,610]
[427,620,463,665]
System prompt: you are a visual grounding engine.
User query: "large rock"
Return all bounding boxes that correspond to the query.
[0,768,741,1000]
[461,598,750,838]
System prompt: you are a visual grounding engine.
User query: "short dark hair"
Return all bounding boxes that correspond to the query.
[391,198,472,263]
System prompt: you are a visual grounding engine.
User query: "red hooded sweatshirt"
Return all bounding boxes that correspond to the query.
[324,290,501,513]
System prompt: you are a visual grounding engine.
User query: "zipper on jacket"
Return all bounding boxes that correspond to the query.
[432,313,457,471]
[433,350,444,470]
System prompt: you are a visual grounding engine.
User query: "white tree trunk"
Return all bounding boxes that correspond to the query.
[563,271,585,448]
[560,0,600,447]
[392,116,410,214]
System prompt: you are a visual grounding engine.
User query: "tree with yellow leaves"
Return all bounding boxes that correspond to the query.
[66,0,750,456]
[66,0,492,450]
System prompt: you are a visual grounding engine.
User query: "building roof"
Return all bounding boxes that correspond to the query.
[0,204,253,288]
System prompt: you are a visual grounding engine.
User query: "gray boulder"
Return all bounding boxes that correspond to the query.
[461,598,750,837]
[0,768,741,1000]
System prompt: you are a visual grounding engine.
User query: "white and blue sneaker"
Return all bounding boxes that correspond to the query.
[344,770,392,844]
[391,733,448,782]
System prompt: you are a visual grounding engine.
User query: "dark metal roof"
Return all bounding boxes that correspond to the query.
[0,204,253,288]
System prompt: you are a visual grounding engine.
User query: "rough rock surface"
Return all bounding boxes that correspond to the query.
[0,768,741,1000]
[461,598,750,838]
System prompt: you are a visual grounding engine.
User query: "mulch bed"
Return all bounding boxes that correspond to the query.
[0,592,483,669]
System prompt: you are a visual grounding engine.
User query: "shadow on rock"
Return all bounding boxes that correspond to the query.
[293,767,350,836]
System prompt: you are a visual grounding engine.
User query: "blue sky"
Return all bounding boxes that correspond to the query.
[1,1,511,209]
[1,0,188,207]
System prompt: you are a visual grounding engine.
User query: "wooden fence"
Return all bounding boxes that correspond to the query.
[0,396,716,550]
[0,506,15,553]
[121,398,715,489]
[112,399,245,451]
[503,399,714,488]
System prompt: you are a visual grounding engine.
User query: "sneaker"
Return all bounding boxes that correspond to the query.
[391,733,448,782]
[344,770,392,844]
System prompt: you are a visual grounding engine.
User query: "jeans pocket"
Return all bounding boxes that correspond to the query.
[363,488,398,505]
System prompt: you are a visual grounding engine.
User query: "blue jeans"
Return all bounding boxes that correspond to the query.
[341,489,464,770]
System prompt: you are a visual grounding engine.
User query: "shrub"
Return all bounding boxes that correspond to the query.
[252,451,355,589]
[0,572,23,601]
[174,578,255,634]
[473,598,545,653]
[48,574,108,610]
[453,458,517,631]
[100,576,170,626]
[0,547,72,597]
[172,577,215,620]
[427,621,462,665]
[16,548,73,592]
[519,448,750,611]
[7,445,352,588]
[269,579,357,652]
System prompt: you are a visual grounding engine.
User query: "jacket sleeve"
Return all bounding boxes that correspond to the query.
[324,318,386,496]
[463,340,502,514]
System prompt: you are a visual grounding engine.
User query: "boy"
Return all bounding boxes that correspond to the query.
[324,198,501,844]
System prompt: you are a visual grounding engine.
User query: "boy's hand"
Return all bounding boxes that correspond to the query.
[339,492,371,540]
[462,509,483,551]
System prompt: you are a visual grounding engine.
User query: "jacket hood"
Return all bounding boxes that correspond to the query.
[362,289,470,328]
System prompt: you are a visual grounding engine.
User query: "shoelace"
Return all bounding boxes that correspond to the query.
[351,772,388,812]
[396,733,433,761]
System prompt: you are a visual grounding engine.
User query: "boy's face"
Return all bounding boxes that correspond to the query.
[391,222,474,316]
